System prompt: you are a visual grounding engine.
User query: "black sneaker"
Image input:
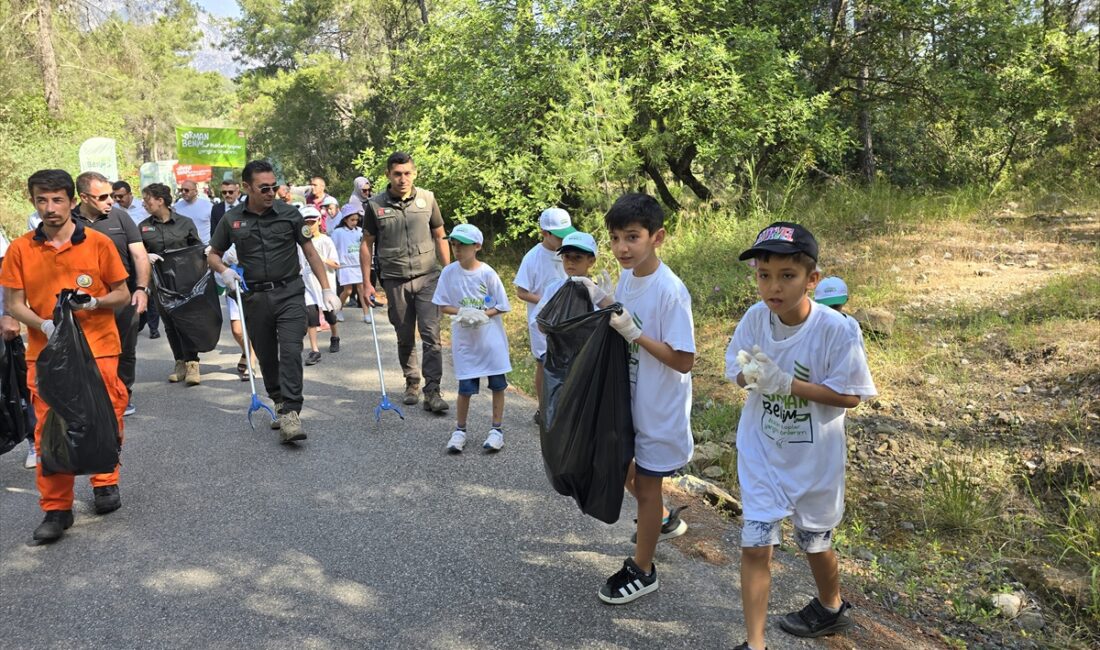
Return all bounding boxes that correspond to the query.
[33,509,74,543]
[598,557,658,604]
[533,410,542,426]
[93,485,121,515]
[778,597,853,638]
[149,330,161,339]
[329,337,340,353]
[305,351,322,366]
[632,505,689,544]
[732,643,768,650]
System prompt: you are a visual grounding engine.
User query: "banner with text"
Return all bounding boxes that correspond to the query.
[139,160,178,190]
[173,164,213,184]
[175,127,246,168]
[78,138,119,181]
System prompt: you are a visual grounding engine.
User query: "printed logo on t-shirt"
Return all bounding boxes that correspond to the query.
[760,359,813,447]
[627,312,642,386]
[459,283,490,309]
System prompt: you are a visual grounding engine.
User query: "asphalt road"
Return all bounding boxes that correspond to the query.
[0,307,831,649]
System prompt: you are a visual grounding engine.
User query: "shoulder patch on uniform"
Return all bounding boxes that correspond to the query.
[141,226,154,232]
[376,208,386,216]
[232,220,243,228]
[301,225,313,238]
[415,198,426,209]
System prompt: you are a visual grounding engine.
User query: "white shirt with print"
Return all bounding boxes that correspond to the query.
[432,262,512,380]
[726,300,877,531]
[330,226,364,285]
[298,234,338,308]
[614,261,696,473]
[514,243,566,358]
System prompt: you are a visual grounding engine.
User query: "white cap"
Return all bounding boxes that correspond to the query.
[300,206,322,220]
[446,223,484,245]
[815,276,849,306]
[558,231,597,256]
[321,195,340,206]
[538,207,576,238]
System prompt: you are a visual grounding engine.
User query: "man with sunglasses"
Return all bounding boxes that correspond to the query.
[73,172,151,417]
[210,179,243,238]
[111,180,148,226]
[173,180,214,245]
[207,159,343,444]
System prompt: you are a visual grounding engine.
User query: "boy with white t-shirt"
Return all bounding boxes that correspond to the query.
[724,222,876,650]
[513,207,574,423]
[571,193,696,605]
[431,223,512,453]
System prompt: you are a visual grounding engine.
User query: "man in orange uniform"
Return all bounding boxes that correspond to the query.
[0,169,130,544]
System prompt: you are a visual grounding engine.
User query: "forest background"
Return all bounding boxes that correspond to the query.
[1,1,1098,647]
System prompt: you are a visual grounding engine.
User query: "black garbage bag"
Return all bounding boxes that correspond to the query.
[0,337,32,455]
[36,289,120,475]
[537,280,635,524]
[153,244,222,352]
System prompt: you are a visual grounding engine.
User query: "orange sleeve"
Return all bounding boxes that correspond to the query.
[0,240,26,290]
[99,238,129,286]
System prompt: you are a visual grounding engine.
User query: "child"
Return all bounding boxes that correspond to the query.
[320,195,341,233]
[513,207,574,423]
[330,204,373,321]
[298,207,341,364]
[724,222,877,650]
[431,223,512,453]
[533,231,601,317]
[815,275,863,342]
[573,193,695,605]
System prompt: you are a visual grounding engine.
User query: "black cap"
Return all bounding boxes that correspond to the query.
[738,222,819,262]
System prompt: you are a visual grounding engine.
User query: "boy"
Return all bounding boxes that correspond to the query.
[513,207,574,423]
[431,223,512,453]
[298,207,341,364]
[573,193,695,605]
[724,223,877,650]
[815,275,863,342]
[533,231,600,317]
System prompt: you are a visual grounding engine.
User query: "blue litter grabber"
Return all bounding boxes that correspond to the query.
[231,266,276,430]
[366,294,404,421]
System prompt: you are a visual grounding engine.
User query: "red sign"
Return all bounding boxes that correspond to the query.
[173,164,213,183]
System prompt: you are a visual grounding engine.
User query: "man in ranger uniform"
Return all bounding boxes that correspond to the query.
[359,151,451,413]
[207,160,342,443]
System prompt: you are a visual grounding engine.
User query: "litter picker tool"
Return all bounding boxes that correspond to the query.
[231,266,276,430]
[365,294,404,421]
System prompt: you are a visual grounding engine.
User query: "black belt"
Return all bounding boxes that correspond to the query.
[248,278,294,292]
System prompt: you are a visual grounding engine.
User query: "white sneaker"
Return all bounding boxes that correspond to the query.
[446,430,466,453]
[336,312,345,322]
[24,445,37,469]
[483,429,504,451]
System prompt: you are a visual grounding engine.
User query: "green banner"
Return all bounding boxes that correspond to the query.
[175,126,247,168]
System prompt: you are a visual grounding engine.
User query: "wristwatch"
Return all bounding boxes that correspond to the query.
[137,285,150,294]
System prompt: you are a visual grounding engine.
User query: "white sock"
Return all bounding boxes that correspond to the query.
[822,602,841,614]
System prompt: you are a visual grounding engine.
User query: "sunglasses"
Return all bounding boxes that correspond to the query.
[83,192,111,201]
[256,184,278,194]
[111,193,127,200]
[221,190,238,195]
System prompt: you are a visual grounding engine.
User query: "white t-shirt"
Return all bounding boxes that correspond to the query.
[725,300,877,530]
[173,198,213,244]
[432,262,512,380]
[298,235,338,308]
[330,226,364,285]
[514,243,566,358]
[27,213,41,232]
[614,261,696,473]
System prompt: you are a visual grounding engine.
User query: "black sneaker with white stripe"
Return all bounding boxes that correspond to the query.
[598,558,658,604]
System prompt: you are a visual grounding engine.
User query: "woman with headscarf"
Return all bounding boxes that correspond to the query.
[348,176,372,208]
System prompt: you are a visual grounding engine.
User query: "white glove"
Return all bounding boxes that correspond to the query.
[203,246,212,256]
[147,253,162,264]
[455,306,490,328]
[222,248,239,265]
[736,345,764,388]
[750,350,793,395]
[322,288,343,313]
[69,291,99,311]
[220,268,242,293]
[596,270,614,296]
[569,276,607,305]
[609,308,642,342]
[39,320,56,339]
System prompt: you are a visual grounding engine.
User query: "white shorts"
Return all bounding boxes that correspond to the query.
[226,294,241,321]
[337,267,364,285]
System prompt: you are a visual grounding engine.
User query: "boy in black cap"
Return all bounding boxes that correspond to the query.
[723,222,877,650]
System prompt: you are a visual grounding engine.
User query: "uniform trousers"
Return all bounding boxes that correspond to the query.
[241,278,307,413]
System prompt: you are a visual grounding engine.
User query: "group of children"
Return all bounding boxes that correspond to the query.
[430,192,875,649]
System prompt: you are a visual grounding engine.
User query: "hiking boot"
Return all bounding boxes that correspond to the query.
[278,411,307,443]
[305,351,322,366]
[93,485,121,515]
[631,505,689,543]
[270,402,284,430]
[402,382,420,406]
[329,337,340,353]
[184,361,201,386]
[423,390,449,413]
[778,597,853,638]
[598,558,658,605]
[33,510,74,543]
[168,360,187,383]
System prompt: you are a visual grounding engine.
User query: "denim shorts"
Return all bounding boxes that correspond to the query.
[458,374,508,396]
[741,519,834,553]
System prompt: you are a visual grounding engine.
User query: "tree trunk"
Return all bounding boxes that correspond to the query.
[855,3,874,183]
[666,144,712,201]
[417,0,428,25]
[642,161,681,212]
[33,0,61,117]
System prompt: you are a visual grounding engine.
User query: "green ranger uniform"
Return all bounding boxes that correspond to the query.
[138,211,202,364]
[210,200,311,414]
[364,187,445,395]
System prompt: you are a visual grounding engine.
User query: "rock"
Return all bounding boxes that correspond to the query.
[701,465,725,479]
[886,438,900,453]
[1014,385,1032,395]
[671,474,742,514]
[692,441,725,465]
[1016,610,1045,631]
[1007,201,1019,211]
[976,268,996,277]
[853,547,876,561]
[1023,259,1038,268]
[875,422,899,436]
[899,521,915,531]
[990,592,1022,618]
[853,308,896,338]
[870,501,888,509]
[995,411,1013,425]
[999,310,1010,318]
[943,251,953,260]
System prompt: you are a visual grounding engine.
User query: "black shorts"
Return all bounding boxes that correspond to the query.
[305,304,320,328]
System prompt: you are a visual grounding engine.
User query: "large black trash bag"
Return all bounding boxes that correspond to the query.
[153,244,222,352]
[0,337,32,455]
[537,280,635,524]
[36,289,120,475]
